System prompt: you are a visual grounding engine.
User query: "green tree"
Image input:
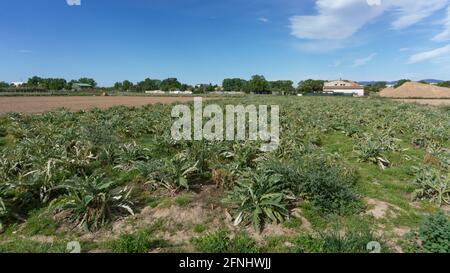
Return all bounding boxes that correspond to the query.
[270,80,295,95]
[114,82,124,91]
[137,78,161,92]
[160,78,181,91]
[78,78,97,87]
[48,78,67,91]
[394,79,411,88]
[0,81,10,88]
[222,78,248,92]
[247,75,270,94]
[65,80,76,90]
[297,79,324,94]
[180,84,193,91]
[27,76,43,87]
[436,81,450,88]
[364,81,386,94]
[122,80,133,91]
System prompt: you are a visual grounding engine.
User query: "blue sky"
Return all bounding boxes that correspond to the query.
[1,0,450,86]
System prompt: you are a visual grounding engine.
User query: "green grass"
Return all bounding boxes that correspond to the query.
[192,224,207,234]
[146,196,163,208]
[175,194,195,207]
[0,240,67,253]
[21,210,59,237]
[112,229,169,253]
[192,230,259,253]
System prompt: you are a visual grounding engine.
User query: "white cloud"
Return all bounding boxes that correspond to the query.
[290,0,449,41]
[433,6,450,41]
[66,0,81,6]
[408,44,450,63]
[351,53,377,67]
[258,17,269,23]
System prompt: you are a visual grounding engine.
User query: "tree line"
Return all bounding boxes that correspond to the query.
[3,75,448,94]
[0,76,97,91]
[113,78,220,93]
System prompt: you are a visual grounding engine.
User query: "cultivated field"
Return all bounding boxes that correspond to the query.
[394,99,450,106]
[0,96,198,114]
[0,97,448,253]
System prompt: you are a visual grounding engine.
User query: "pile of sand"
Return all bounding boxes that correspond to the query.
[380,82,450,99]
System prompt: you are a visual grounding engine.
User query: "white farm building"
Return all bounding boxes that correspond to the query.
[323,80,364,97]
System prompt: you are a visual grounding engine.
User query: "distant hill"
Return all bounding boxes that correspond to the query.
[420,79,444,84]
[358,81,397,86]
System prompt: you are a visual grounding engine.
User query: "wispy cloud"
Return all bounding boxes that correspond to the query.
[258,17,269,23]
[408,44,450,63]
[66,0,81,6]
[351,53,377,67]
[433,6,450,41]
[289,0,450,46]
[18,49,32,53]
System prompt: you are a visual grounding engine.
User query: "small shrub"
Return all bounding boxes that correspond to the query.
[297,156,360,213]
[50,174,134,230]
[0,127,7,137]
[412,167,449,206]
[354,132,399,169]
[136,154,198,192]
[223,170,289,231]
[419,212,450,253]
[266,154,360,213]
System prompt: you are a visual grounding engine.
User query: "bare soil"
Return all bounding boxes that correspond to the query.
[0,96,200,114]
[380,82,450,99]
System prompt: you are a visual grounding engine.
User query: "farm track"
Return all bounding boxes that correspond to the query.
[0,96,205,114]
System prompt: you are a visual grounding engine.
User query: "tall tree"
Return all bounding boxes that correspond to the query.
[136,78,161,91]
[78,78,97,87]
[160,78,181,91]
[223,78,248,92]
[247,75,270,94]
[297,79,324,93]
[364,81,386,94]
[114,82,124,91]
[27,76,42,87]
[0,81,10,88]
[122,80,133,91]
[270,80,295,95]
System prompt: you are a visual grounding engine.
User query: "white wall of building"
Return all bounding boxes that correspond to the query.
[326,88,365,97]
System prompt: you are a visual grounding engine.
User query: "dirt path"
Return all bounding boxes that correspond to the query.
[0,96,200,114]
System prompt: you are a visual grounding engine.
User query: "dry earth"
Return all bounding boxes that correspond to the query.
[380,82,450,99]
[0,96,201,114]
